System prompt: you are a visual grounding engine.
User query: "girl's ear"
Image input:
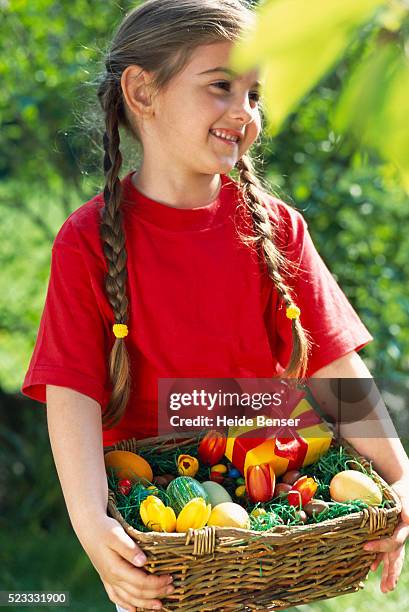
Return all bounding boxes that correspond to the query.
[121,64,155,118]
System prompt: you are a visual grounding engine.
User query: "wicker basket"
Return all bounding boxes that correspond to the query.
[105,433,401,611]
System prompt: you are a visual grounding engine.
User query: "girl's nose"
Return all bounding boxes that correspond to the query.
[230,96,254,125]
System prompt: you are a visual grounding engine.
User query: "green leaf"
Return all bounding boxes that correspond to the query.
[229,0,385,135]
[380,56,409,191]
[333,42,409,193]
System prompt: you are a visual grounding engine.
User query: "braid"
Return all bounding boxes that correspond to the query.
[236,154,312,379]
[97,79,131,427]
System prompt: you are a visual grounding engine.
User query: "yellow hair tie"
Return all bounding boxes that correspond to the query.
[286,304,301,320]
[112,323,128,338]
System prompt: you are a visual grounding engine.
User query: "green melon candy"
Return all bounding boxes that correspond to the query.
[166,476,209,515]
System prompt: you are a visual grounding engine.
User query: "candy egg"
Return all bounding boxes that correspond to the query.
[211,464,228,474]
[153,475,170,488]
[227,467,241,479]
[235,485,246,498]
[166,477,209,515]
[201,481,233,506]
[210,471,225,484]
[330,470,382,506]
[295,510,308,524]
[303,499,330,517]
[236,477,245,486]
[273,483,292,498]
[104,450,153,482]
[207,502,250,529]
[250,507,267,519]
[282,470,302,485]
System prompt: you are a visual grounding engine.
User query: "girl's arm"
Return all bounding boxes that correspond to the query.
[46,385,108,529]
[308,351,409,484]
[46,385,174,611]
[308,352,409,595]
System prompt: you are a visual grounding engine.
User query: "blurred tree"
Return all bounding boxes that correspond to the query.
[0,0,132,187]
[0,0,140,392]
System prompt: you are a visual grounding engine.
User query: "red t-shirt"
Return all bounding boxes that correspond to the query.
[21,171,373,446]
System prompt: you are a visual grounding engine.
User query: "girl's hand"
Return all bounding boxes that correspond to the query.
[77,513,174,611]
[363,478,409,593]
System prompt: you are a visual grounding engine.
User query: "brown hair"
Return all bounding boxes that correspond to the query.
[96,0,312,428]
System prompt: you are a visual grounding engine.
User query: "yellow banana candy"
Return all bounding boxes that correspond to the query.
[140,495,176,532]
[176,497,212,533]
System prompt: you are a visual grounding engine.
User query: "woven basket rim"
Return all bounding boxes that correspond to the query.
[105,432,402,541]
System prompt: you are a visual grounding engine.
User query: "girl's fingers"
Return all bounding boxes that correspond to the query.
[113,584,163,611]
[113,595,135,612]
[384,547,405,591]
[117,576,174,601]
[107,519,148,568]
[127,569,173,598]
[380,553,390,592]
[363,521,409,553]
[110,554,173,596]
[103,582,136,611]
[370,553,383,572]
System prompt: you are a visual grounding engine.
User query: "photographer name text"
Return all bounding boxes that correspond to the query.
[169,415,301,428]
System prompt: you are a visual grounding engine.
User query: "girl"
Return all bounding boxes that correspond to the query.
[21,1,409,610]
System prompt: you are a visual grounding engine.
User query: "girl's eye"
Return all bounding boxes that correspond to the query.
[211,81,260,103]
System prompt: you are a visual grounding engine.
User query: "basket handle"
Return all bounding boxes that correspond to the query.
[359,506,389,533]
[185,525,216,555]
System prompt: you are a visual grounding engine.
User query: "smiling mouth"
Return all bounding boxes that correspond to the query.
[209,130,239,146]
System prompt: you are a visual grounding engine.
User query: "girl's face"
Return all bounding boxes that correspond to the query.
[126,41,262,177]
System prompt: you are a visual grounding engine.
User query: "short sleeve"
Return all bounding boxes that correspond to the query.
[265,202,374,377]
[21,222,111,408]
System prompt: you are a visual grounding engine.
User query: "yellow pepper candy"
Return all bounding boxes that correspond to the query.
[176,497,212,533]
[211,464,228,474]
[140,495,176,532]
[235,485,247,498]
[177,454,199,478]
